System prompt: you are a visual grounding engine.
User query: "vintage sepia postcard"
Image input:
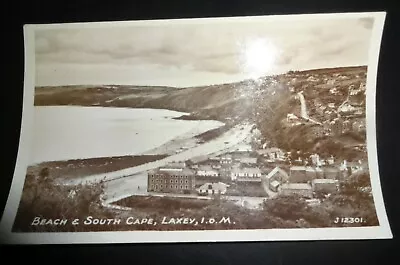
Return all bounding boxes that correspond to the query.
[0,11,392,244]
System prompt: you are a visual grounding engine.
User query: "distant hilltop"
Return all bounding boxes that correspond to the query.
[285,65,367,76]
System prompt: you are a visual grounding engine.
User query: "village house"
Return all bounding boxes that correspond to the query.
[269,180,281,193]
[209,156,220,161]
[319,158,327,166]
[160,161,186,170]
[339,160,348,172]
[349,84,362,96]
[197,182,230,196]
[231,167,262,181]
[265,166,289,192]
[311,179,339,193]
[147,167,196,194]
[196,165,220,177]
[329,87,339,95]
[310,154,321,166]
[327,155,335,165]
[338,101,363,117]
[280,183,313,198]
[260,147,285,161]
[344,160,364,175]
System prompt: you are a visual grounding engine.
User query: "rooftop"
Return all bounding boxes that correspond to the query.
[266,166,289,179]
[281,183,312,190]
[220,154,233,160]
[231,167,262,174]
[161,162,186,169]
[290,166,307,171]
[270,180,280,188]
[151,167,195,176]
[236,178,262,182]
[197,165,218,172]
[306,167,316,172]
[312,179,338,184]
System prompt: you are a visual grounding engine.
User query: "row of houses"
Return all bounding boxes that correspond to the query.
[279,179,339,198]
[175,163,263,182]
[264,166,340,196]
[264,159,365,197]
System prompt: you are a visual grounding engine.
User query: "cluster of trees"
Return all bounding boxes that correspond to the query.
[13,167,112,232]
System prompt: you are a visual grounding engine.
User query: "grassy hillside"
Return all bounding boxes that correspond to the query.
[35,66,368,160]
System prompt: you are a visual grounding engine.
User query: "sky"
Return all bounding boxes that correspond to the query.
[34,15,375,87]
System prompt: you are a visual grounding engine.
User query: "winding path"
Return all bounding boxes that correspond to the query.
[297,92,322,125]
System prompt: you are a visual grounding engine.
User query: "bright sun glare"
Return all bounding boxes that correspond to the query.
[240,38,279,79]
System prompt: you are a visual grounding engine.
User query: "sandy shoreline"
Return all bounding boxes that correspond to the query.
[141,119,225,156]
[27,154,168,180]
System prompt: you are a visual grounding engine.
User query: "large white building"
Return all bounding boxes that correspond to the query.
[231,167,262,181]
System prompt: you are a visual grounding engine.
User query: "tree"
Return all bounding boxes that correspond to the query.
[13,168,109,232]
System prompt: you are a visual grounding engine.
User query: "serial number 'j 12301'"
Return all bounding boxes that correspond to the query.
[334,217,365,224]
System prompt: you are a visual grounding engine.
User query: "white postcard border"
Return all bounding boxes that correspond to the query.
[0,11,392,244]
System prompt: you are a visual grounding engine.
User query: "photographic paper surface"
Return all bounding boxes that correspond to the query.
[0,11,392,244]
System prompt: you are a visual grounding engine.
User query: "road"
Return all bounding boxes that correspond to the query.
[102,172,148,204]
[61,123,254,186]
[297,92,322,125]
